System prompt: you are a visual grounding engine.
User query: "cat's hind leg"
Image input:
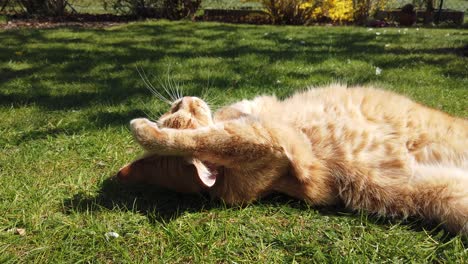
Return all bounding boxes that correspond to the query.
[410,164,468,234]
[336,163,467,235]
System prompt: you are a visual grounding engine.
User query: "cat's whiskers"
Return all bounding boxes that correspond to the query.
[201,87,222,111]
[136,66,172,105]
[203,98,219,111]
[156,73,185,102]
[159,76,177,102]
[136,98,163,121]
[175,81,183,100]
[170,78,183,100]
[164,65,178,101]
[199,73,225,111]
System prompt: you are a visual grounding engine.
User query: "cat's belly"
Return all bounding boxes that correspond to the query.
[410,142,468,170]
[411,163,468,182]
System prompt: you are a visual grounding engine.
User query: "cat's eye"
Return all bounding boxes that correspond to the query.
[171,100,183,113]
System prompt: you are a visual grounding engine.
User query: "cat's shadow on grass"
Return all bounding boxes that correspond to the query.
[63,176,348,223]
[63,176,454,240]
[63,176,215,223]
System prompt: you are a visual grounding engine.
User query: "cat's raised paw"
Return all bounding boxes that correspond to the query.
[130,118,157,132]
[130,118,162,150]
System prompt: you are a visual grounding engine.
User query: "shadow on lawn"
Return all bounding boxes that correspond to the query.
[63,176,454,240]
[63,176,220,223]
[63,175,347,224]
[1,22,465,112]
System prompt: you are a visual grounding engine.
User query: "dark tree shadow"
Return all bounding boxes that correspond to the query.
[1,22,465,112]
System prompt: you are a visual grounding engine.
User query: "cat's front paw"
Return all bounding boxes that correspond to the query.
[130,118,162,149]
[130,118,157,131]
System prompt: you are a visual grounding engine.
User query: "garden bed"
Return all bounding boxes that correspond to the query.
[1,5,466,30]
[202,8,270,24]
[0,13,134,29]
[376,9,464,26]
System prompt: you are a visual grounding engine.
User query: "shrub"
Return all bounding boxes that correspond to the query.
[249,0,392,24]
[164,0,201,19]
[17,0,67,16]
[325,0,354,22]
[104,0,201,19]
[352,0,391,23]
[250,0,322,24]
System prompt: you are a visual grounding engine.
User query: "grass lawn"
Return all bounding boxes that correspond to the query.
[70,0,109,14]
[0,20,467,262]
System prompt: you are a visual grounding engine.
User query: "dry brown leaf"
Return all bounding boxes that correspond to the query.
[15,228,26,236]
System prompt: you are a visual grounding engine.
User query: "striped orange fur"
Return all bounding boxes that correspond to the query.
[121,84,467,235]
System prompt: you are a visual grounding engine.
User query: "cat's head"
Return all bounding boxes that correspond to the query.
[117,96,217,192]
[158,96,213,129]
[116,155,214,193]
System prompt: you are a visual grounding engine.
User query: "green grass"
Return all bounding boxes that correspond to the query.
[70,0,109,14]
[0,20,467,262]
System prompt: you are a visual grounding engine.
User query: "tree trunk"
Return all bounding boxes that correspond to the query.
[423,0,434,24]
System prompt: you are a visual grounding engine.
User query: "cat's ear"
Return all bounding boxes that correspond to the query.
[186,158,218,188]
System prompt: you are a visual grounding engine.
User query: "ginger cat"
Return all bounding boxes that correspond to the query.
[120,84,468,235]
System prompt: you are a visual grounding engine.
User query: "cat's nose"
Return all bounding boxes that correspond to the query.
[172,97,191,112]
[181,97,192,105]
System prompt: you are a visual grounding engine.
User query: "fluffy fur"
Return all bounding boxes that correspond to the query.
[121,84,468,234]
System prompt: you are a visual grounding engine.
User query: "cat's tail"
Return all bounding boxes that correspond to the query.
[410,164,468,235]
[336,165,468,235]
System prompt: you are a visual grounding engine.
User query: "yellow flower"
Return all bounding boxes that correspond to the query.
[326,0,354,22]
[299,2,313,9]
[311,6,323,20]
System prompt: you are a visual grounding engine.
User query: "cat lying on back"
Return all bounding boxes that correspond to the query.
[119,84,468,235]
